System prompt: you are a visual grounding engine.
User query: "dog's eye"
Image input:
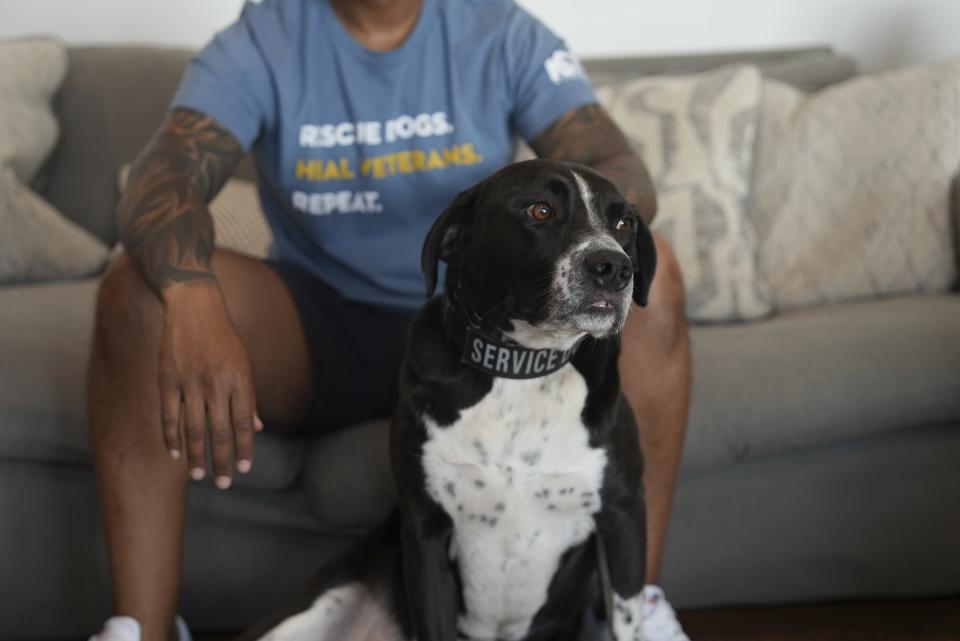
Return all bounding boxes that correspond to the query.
[616,218,634,233]
[526,202,554,221]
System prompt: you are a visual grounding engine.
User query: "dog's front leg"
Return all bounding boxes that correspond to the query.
[400,506,460,641]
[596,494,647,641]
[393,408,461,641]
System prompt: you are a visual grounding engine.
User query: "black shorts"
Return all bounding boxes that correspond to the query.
[267,260,417,434]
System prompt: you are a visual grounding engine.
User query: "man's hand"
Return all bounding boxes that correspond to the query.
[159,281,262,489]
[530,103,658,224]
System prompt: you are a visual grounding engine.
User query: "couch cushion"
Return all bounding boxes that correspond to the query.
[0,38,108,285]
[119,165,272,259]
[597,65,771,322]
[302,418,395,530]
[583,47,857,92]
[0,278,303,491]
[42,47,256,246]
[752,60,960,311]
[43,47,193,245]
[682,295,960,475]
[301,294,960,527]
[0,38,66,182]
[0,166,108,285]
[46,46,854,247]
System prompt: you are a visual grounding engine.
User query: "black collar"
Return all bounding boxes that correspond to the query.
[441,295,585,380]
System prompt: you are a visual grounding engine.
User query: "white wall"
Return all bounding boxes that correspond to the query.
[0,0,241,51]
[2,0,959,72]
[520,0,960,72]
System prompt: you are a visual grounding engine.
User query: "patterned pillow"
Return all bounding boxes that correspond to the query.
[200,177,273,259]
[118,165,273,259]
[0,38,109,285]
[596,65,772,322]
[751,60,960,310]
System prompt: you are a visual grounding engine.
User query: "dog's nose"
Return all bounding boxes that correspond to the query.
[583,250,632,292]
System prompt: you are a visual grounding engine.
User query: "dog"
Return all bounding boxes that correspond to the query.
[237,158,657,641]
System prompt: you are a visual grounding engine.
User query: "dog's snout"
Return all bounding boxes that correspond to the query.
[583,249,632,292]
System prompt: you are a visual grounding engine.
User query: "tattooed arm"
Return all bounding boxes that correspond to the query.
[117,109,261,486]
[530,104,658,224]
[118,107,243,296]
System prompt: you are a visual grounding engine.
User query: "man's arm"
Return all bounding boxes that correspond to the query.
[118,107,243,296]
[116,108,260,485]
[529,104,658,224]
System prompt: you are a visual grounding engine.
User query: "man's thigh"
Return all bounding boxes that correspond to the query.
[214,249,415,434]
[211,249,314,426]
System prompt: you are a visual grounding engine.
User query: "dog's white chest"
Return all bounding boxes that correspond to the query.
[421,366,607,641]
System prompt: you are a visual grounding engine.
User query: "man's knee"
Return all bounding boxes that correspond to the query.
[91,253,162,369]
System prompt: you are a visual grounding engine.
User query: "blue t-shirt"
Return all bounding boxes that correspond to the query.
[173,0,596,311]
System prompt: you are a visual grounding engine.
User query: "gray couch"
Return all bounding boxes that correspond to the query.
[2,45,959,638]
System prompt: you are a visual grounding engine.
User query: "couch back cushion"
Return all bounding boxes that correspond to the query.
[42,46,856,246]
[583,47,857,92]
[41,47,195,245]
[596,65,771,322]
[752,60,960,309]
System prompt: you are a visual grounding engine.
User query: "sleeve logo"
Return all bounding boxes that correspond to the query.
[544,49,586,85]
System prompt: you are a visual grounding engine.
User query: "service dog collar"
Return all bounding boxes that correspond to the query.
[442,296,584,380]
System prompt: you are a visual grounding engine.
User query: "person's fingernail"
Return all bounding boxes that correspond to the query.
[254,415,264,431]
[215,475,232,490]
[237,459,251,473]
[190,467,205,481]
[170,449,181,460]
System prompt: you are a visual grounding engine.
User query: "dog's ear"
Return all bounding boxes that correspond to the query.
[632,215,657,307]
[421,184,480,297]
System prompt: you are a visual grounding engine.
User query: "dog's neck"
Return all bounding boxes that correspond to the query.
[441,294,586,380]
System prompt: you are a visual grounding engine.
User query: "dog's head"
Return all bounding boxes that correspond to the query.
[422,159,656,342]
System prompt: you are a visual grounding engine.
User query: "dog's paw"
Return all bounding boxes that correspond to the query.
[612,593,644,641]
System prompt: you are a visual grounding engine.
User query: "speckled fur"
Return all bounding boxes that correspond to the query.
[613,593,644,641]
[257,583,404,641]
[421,366,607,641]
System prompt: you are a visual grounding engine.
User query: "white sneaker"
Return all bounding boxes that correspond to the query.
[89,615,192,641]
[642,585,690,641]
[175,616,193,641]
[89,617,140,641]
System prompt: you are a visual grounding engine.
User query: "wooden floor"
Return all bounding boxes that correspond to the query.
[678,598,960,641]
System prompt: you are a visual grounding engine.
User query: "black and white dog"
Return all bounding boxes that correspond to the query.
[239,159,656,641]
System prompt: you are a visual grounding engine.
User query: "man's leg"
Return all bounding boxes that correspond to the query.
[87,250,314,641]
[619,232,690,583]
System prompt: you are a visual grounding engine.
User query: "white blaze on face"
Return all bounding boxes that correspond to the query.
[572,170,602,233]
[570,170,626,255]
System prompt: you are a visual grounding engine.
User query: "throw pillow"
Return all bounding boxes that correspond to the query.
[0,37,109,285]
[751,59,960,310]
[118,165,273,259]
[596,65,772,322]
[0,167,109,284]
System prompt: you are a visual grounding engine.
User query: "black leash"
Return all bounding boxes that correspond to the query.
[595,533,619,640]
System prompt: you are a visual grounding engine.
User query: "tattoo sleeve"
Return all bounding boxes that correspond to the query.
[530,104,658,223]
[117,108,243,297]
